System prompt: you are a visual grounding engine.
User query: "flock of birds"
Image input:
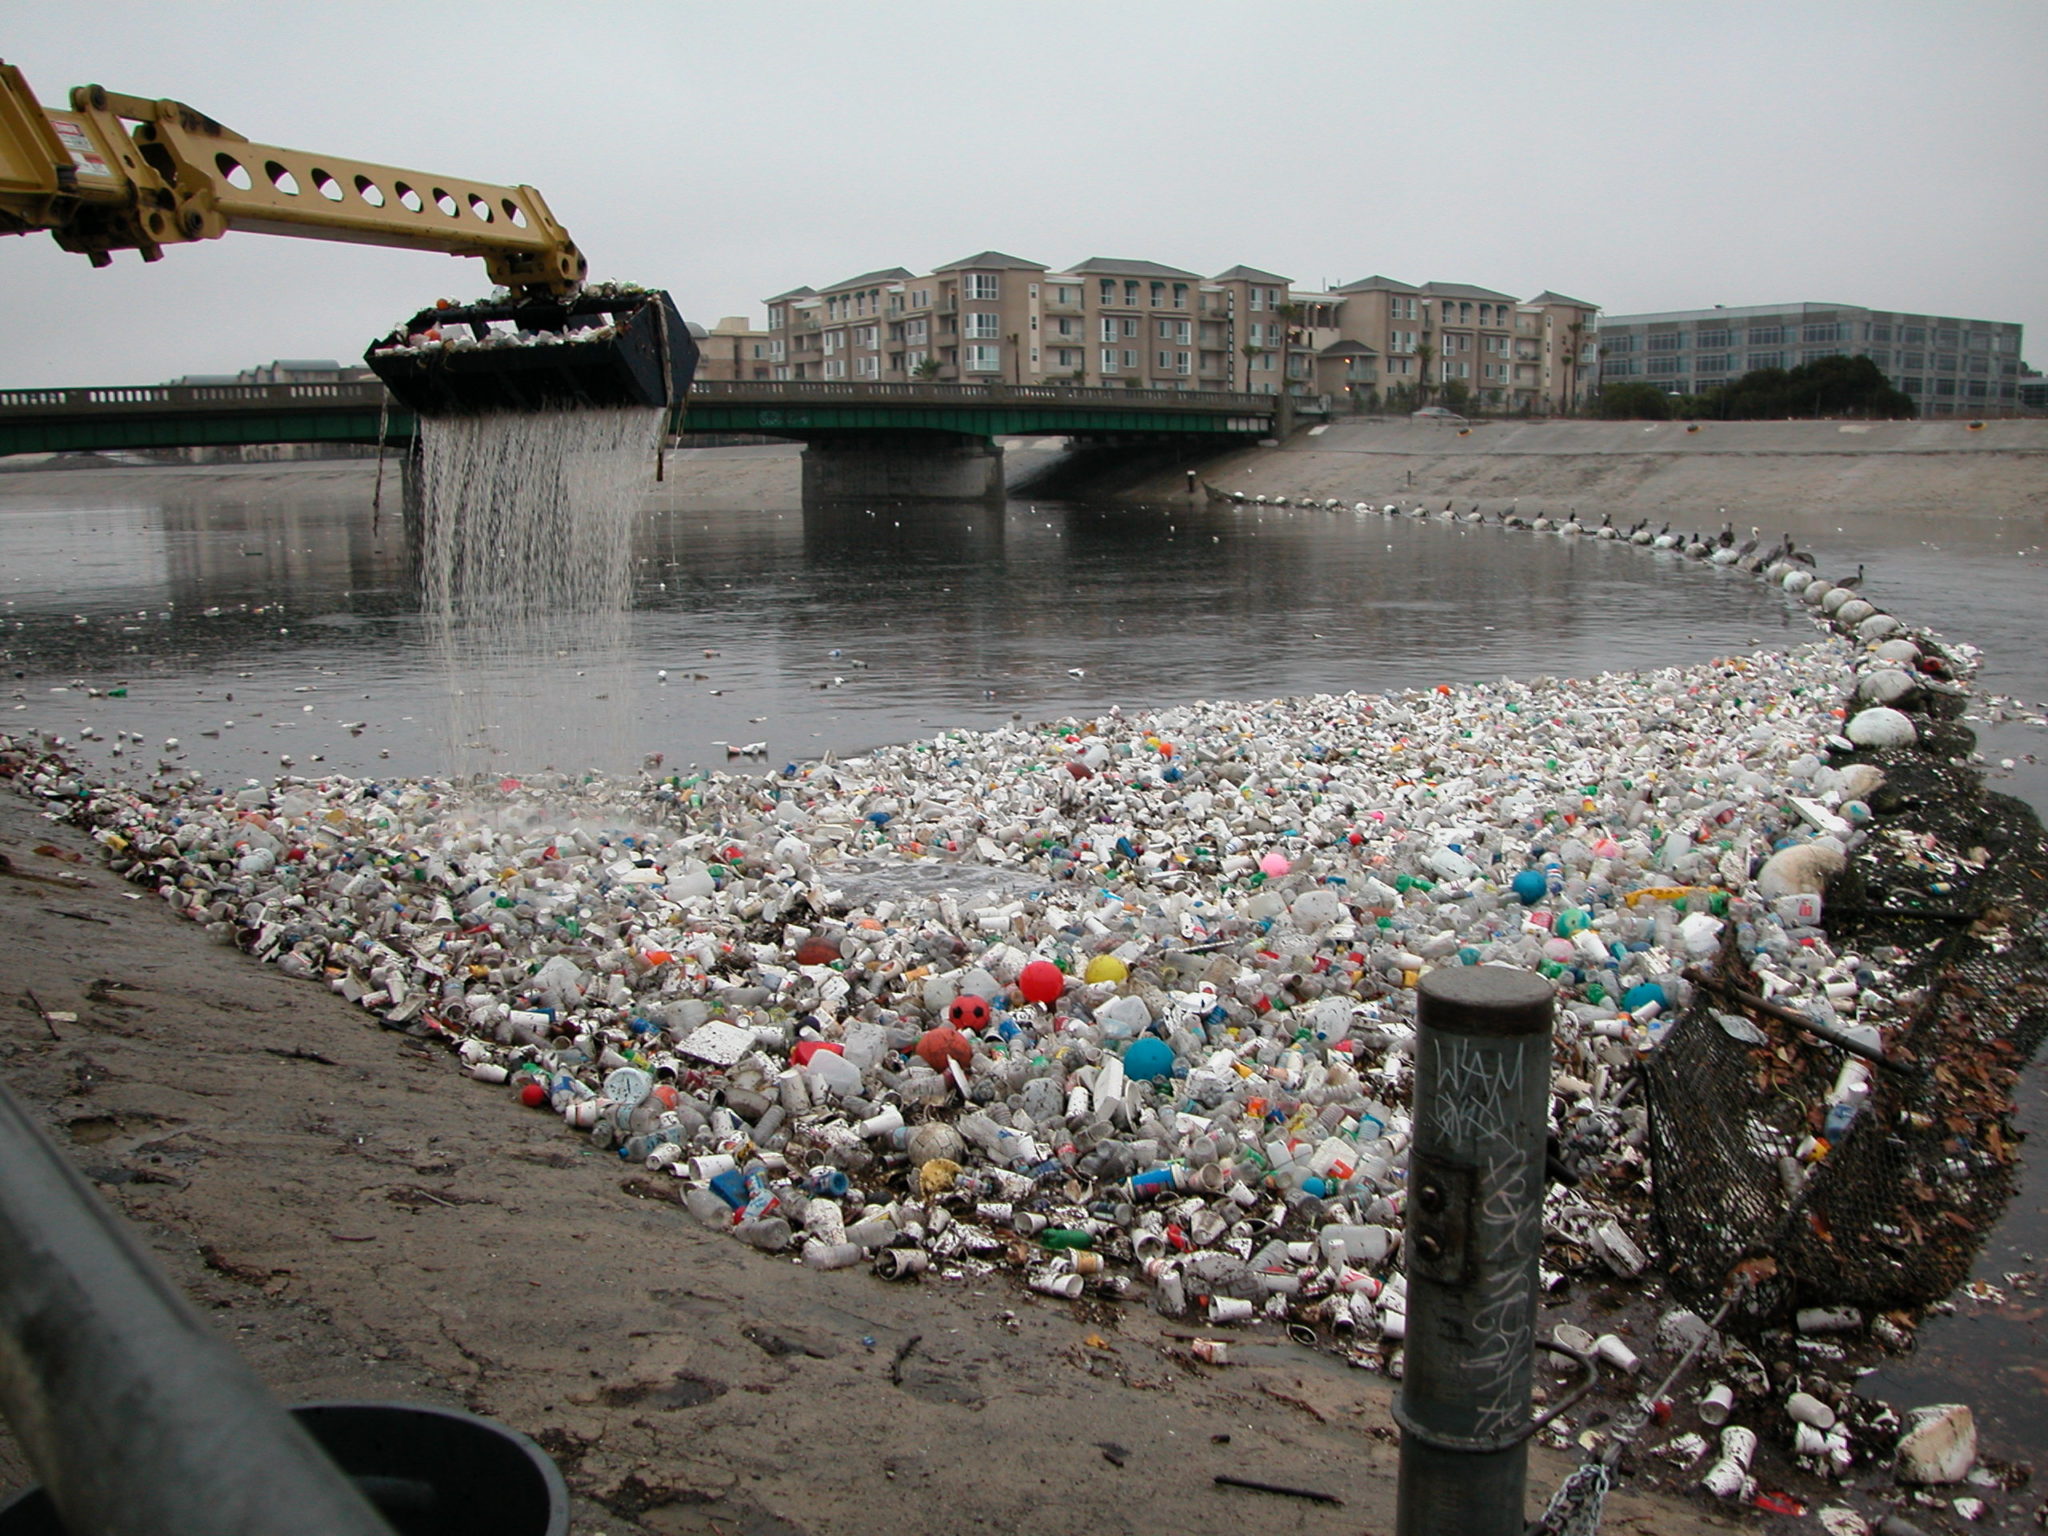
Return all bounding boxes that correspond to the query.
[1208,488,1869,590]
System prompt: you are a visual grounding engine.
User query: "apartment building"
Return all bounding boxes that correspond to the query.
[760,256,1597,410]
[1595,303,2025,414]
[690,317,775,382]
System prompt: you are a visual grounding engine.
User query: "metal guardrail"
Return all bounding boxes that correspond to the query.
[0,1079,399,1535]
[0,379,1323,419]
[0,381,389,414]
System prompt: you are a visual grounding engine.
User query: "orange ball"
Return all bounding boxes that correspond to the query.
[914,1026,973,1074]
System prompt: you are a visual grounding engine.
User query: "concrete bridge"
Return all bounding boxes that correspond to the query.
[0,378,1316,499]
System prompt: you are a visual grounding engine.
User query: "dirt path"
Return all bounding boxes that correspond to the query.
[0,790,1742,1535]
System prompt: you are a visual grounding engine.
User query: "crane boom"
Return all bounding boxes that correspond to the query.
[1,60,700,414]
[0,60,587,295]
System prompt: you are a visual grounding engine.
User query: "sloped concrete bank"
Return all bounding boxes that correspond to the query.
[1150,418,2048,521]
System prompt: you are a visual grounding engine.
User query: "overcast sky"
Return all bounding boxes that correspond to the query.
[4,0,2044,387]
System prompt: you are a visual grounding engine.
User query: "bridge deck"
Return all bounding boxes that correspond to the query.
[0,379,1311,457]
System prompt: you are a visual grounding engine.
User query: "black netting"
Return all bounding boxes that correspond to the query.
[1645,740,2048,1314]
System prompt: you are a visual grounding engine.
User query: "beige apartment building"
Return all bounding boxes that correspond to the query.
[690,316,775,382]
[760,255,1597,412]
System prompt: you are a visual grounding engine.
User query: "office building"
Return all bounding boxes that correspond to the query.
[1595,303,2024,414]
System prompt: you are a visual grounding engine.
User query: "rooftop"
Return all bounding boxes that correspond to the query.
[1420,281,1519,303]
[1333,275,1419,294]
[933,250,1047,272]
[820,266,917,292]
[1528,290,1600,311]
[1067,257,1204,279]
[1211,264,1293,285]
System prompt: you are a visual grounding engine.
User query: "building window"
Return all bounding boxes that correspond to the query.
[1603,333,1635,353]
[1746,326,1783,345]
[1175,351,1191,375]
[856,326,878,349]
[1100,348,1118,374]
[1935,378,1957,396]
[967,312,1000,339]
[1646,333,1682,351]
[821,359,846,379]
[1935,353,1958,371]
[1900,376,1923,394]
[1937,327,1959,346]
[965,344,1000,373]
[965,274,999,300]
[1121,316,1139,338]
[823,331,843,353]
[1748,351,1785,370]
[1695,354,1731,374]
[1099,278,1117,305]
[1902,325,1926,343]
[1802,323,1840,343]
[769,339,786,362]
[1869,324,1891,342]
[1173,283,1189,309]
[854,356,879,379]
[1122,349,1140,369]
[905,350,927,373]
[1695,328,1732,348]
[1156,350,1173,370]
[1902,350,1925,369]
[910,289,931,309]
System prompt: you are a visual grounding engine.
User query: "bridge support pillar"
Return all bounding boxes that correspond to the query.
[801,439,1003,503]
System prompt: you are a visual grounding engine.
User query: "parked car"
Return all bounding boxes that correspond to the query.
[1410,406,1468,423]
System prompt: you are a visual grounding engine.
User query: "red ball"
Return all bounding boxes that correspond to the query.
[1018,960,1065,1005]
[947,993,991,1031]
[914,1026,973,1074]
[518,1080,549,1109]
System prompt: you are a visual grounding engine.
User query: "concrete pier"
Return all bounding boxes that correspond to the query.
[800,439,1004,503]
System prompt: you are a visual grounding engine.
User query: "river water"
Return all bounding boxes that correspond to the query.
[2,453,2044,1447]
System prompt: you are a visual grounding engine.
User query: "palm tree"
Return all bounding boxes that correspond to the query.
[1241,342,1264,393]
[1413,340,1436,407]
[1564,319,1587,414]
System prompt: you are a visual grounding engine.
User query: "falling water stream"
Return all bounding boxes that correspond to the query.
[415,407,663,779]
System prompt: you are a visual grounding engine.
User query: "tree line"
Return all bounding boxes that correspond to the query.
[1598,355,1916,420]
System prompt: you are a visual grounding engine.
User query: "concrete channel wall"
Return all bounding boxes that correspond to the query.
[1166,418,2048,521]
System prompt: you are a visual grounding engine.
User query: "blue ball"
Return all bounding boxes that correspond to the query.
[1510,869,1548,906]
[1621,982,1668,1014]
[1123,1037,1176,1081]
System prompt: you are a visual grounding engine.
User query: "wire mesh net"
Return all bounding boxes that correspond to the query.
[1644,745,2048,1314]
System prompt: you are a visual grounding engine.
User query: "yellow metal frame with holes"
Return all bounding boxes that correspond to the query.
[0,61,585,296]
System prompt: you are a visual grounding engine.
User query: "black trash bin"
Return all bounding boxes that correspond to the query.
[0,1402,568,1536]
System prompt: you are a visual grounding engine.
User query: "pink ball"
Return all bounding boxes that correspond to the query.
[1018,960,1065,1005]
[1259,851,1291,877]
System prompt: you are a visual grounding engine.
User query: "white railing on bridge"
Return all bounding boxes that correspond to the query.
[1,378,1317,418]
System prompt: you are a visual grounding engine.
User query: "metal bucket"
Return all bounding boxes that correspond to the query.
[366,288,696,416]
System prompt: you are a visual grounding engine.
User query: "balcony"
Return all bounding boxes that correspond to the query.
[1042,299,1084,317]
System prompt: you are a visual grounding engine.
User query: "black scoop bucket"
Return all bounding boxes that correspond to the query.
[366,288,698,417]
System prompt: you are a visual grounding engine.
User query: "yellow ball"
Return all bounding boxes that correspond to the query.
[1083,954,1129,985]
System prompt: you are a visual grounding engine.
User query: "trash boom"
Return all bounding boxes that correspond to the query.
[0,59,695,414]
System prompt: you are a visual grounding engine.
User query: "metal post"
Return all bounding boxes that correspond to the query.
[0,1080,398,1536]
[1394,966,1555,1536]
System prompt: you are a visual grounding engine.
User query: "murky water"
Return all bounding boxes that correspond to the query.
[3,456,2045,1445]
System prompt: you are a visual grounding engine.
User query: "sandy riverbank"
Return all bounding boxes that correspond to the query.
[1140,418,2048,522]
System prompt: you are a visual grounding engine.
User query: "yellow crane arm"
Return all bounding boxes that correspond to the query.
[0,60,586,296]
